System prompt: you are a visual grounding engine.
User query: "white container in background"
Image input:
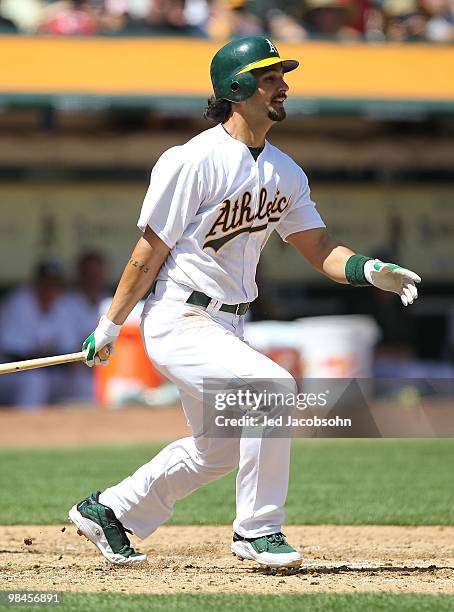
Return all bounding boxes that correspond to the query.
[297,315,380,378]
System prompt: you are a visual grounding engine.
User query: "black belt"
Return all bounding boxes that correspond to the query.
[186,291,250,316]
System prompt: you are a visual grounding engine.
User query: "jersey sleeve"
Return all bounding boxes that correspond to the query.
[275,170,326,242]
[137,148,203,249]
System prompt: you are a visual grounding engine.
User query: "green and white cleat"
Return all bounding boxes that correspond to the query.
[68,491,147,565]
[231,532,302,569]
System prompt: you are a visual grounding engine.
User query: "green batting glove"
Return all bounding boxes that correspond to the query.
[82,315,121,367]
[364,260,421,306]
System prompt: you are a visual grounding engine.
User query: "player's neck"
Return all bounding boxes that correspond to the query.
[222,113,271,148]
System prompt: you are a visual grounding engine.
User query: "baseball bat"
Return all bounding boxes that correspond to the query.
[0,346,110,375]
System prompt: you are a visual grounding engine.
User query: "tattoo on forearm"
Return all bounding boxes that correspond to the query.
[129,259,150,274]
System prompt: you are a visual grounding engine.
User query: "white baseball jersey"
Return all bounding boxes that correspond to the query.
[138,123,325,304]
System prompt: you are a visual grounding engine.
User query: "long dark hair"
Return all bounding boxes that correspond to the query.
[203,96,232,123]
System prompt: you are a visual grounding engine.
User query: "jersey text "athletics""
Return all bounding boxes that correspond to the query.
[138,124,325,304]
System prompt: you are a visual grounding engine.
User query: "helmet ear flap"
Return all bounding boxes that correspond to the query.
[228,71,257,102]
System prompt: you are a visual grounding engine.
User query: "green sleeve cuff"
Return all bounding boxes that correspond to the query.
[345,254,373,286]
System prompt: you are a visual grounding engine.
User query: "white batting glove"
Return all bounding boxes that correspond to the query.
[364,260,421,306]
[82,315,121,367]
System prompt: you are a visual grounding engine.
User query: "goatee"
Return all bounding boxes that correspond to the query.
[267,106,286,122]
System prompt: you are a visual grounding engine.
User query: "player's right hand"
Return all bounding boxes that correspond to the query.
[82,315,122,367]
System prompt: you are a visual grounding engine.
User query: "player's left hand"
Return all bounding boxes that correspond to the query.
[82,315,121,367]
[364,260,421,306]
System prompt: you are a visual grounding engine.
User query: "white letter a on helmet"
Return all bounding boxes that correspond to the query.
[265,39,277,54]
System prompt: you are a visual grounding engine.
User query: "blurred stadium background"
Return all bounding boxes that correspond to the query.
[0,0,453,409]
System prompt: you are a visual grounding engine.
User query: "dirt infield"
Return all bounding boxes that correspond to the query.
[1,525,453,594]
[0,406,189,447]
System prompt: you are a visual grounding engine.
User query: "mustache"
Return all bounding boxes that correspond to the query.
[271,94,287,102]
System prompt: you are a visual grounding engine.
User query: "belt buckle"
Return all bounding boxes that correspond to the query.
[235,303,248,316]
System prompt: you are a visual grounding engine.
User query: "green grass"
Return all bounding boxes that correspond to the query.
[0,439,453,525]
[2,593,454,612]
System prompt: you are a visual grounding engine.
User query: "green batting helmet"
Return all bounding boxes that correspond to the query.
[210,36,299,103]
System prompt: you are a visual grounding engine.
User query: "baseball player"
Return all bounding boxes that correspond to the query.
[68,36,421,569]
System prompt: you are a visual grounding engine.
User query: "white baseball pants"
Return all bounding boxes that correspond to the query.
[99,279,295,540]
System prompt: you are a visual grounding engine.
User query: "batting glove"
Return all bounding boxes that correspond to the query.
[364,260,421,306]
[82,315,121,367]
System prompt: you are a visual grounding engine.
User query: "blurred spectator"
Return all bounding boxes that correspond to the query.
[98,0,130,31]
[347,0,372,35]
[1,0,46,32]
[64,251,108,335]
[184,0,212,32]
[109,0,148,17]
[104,0,209,35]
[147,0,192,30]
[39,0,100,35]
[382,0,428,40]
[267,0,362,41]
[301,0,361,39]
[224,0,264,38]
[363,0,386,40]
[420,0,454,41]
[211,0,264,38]
[0,260,77,408]
[61,251,110,401]
[267,8,307,42]
[0,0,19,32]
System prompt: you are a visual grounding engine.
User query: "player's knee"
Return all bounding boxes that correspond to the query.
[189,435,240,472]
